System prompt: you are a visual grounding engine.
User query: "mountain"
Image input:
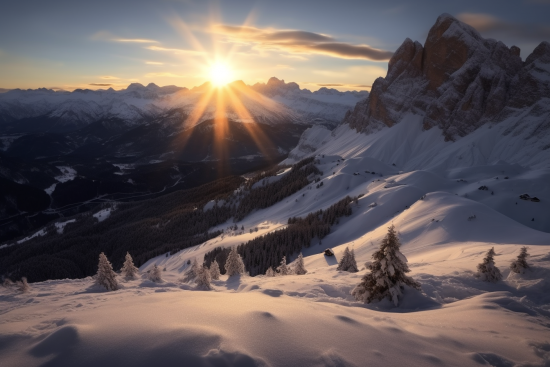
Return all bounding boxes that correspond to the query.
[252,77,368,127]
[2,14,550,366]
[289,14,550,170]
[0,79,366,133]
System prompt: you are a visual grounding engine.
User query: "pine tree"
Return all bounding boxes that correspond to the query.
[182,258,200,282]
[196,265,212,290]
[265,267,275,277]
[348,249,359,273]
[120,252,139,279]
[277,256,290,275]
[209,260,221,280]
[337,247,351,271]
[96,252,119,291]
[351,224,420,306]
[16,277,30,293]
[294,253,307,275]
[148,264,163,282]
[510,247,530,274]
[476,247,502,282]
[225,247,245,277]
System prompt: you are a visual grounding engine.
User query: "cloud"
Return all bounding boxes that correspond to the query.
[146,45,203,55]
[90,31,158,44]
[211,24,393,61]
[89,83,112,86]
[275,64,293,69]
[113,38,159,43]
[317,83,344,87]
[457,12,550,42]
[145,61,164,65]
[100,76,119,80]
[145,72,187,78]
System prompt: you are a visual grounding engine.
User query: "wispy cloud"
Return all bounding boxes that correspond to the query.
[100,76,119,80]
[90,31,159,44]
[145,72,188,78]
[146,45,203,55]
[89,83,112,86]
[145,61,164,65]
[457,13,550,42]
[317,83,344,87]
[113,38,159,43]
[211,24,393,61]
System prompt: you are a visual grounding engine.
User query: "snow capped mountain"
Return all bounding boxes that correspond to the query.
[288,14,550,171]
[0,78,366,132]
[252,77,368,127]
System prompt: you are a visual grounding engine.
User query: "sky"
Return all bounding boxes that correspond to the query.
[0,0,549,92]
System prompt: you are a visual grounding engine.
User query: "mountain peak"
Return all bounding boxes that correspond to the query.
[126,83,145,91]
[146,83,160,90]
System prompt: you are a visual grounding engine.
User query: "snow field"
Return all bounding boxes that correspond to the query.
[2,152,550,366]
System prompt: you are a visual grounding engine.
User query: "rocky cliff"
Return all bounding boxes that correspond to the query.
[344,13,550,141]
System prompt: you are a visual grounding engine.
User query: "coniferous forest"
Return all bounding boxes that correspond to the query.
[0,157,323,282]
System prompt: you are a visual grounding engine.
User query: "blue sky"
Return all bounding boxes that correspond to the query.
[0,0,548,91]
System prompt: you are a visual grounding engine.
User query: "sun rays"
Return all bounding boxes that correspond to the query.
[166,10,281,173]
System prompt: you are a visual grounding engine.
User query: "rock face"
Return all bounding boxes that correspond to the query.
[344,14,550,141]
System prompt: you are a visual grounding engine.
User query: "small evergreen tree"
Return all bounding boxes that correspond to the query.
[148,264,163,282]
[265,267,275,277]
[337,247,358,272]
[294,253,307,275]
[277,256,290,275]
[96,252,119,291]
[348,249,359,273]
[120,252,139,279]
[196,265,212,290]
[16,277,30,293]
[351,224,420,306]
[476,247,502,282]
[2,278,14,288]
[225,247,245,277]
[182,258,200,282]
[209,260,221,280]
[510,246,530,274]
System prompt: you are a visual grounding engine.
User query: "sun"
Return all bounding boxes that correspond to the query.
[209,62,233,87]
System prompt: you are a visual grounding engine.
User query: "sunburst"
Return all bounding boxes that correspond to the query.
[166,13,278,173]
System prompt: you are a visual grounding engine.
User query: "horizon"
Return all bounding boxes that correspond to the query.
[1,0,549,92]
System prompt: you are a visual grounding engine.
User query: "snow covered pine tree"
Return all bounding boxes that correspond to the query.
[351,224,420,306]
[96,252,119,291]
[183,258,200,282]
[476,247,502,282]
[337,247,359,272]
[148,264,163,282]
[265,267,275,277]
[196,265,212,290]
[16,277,30,293]
[209,260,221,280]
[510,246,530,274]
[225,247,245,277]
[294,253,307,275]
[120,252,139,279]
[277,256,290,275]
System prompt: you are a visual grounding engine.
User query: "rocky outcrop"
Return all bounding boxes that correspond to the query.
[344,13,549,141]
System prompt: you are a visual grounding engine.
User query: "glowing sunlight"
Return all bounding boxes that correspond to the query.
[209,62,233,87]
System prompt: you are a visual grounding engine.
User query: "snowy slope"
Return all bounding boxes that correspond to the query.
[2,154,550,366]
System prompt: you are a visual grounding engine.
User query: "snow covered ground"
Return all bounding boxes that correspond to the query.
[1,153,550,366]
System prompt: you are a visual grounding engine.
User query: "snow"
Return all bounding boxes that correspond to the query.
[93,208,112,222]
[44,183,56,195]
[2,116,550,365]
[15,229,47,245]
[54,219,76,234]
[54,166,77,183]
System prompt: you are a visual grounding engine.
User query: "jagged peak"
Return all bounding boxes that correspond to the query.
[525,41,550,66]
[146,83,160,89]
